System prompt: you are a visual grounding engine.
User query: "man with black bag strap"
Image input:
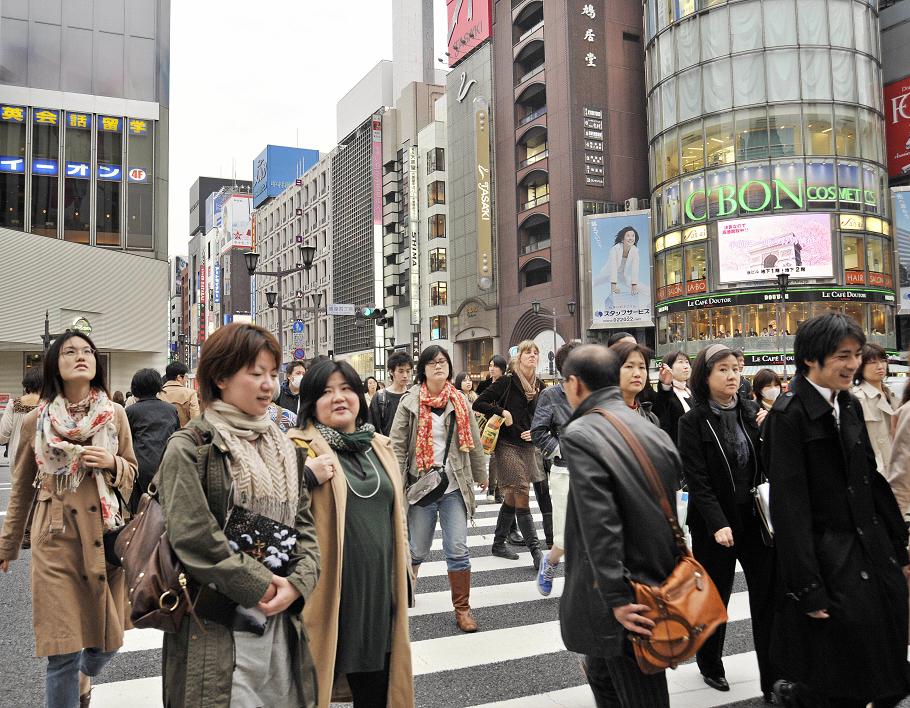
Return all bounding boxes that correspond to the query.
[558,344,690,707]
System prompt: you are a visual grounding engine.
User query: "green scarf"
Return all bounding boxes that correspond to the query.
[315,422,375,453]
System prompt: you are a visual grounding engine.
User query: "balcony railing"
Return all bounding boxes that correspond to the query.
[515,63,544,86]
[519,149,549,169]
[517,106,547,127]
[517,19,544,43]
[521,194,550,211]
[522,238,551,254]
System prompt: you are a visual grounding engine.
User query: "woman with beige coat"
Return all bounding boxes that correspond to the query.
[852,343,896,473]
[289,357,414,708]
[391,346,487,633]
[0,332,136,708]
[888,383,910,521]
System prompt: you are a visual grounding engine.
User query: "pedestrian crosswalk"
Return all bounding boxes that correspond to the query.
[89,493,766,707]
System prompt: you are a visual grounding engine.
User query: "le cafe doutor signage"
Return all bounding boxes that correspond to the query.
[655,287,896,315]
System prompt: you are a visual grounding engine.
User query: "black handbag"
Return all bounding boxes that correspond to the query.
[406,413,456,507]
[103,487,129,567]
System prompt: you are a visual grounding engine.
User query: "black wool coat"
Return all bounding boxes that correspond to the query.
[473,373,544,447]
[678,398,763,537]
[652,384,692,446]
[761,375,910,700]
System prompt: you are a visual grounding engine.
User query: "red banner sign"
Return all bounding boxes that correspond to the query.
[447,0,492,67]
[884,76,910,179]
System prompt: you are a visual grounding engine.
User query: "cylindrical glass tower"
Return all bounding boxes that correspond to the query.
[644,0,895,369]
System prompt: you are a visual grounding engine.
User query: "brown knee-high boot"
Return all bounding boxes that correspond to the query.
[448,569,478,633]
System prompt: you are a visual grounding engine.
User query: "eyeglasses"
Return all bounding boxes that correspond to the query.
[430,358,449,368]
[60,347,96,359]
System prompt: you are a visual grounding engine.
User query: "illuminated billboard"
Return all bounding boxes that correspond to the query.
[447,0,493,67]
[717,213,834,284]
[885,77,910,179]
[894,189,910,314]
[252,145,320,208]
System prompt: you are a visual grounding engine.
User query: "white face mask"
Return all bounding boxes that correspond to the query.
[762,386,781,402]
[290,375,303,388]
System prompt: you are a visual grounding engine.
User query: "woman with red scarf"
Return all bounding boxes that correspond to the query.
[390,345,487,632]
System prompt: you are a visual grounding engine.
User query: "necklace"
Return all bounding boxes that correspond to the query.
[343,452,382,499]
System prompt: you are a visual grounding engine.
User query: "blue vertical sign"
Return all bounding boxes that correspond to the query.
[213,265,221,304]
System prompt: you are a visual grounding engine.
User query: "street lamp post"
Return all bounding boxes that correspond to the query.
[531,301,576,377]
[245,243,316,366]
[776,273,790,384]
[41,310,65,352]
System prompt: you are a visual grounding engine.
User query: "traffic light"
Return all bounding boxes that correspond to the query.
[361,305,377,319]
[378,311,393,327]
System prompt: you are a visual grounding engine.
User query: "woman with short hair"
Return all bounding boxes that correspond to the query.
[474,341,545,569]
[156,322,321,707]
[454,371,478,404]
[0,367,43,471]
[654,349,692,444]
[852,342,895,474]
[610,340,660,425]
[0,331,137,708]
[291,358,414,708]
[752,369,782,412]
[391,347,486,632]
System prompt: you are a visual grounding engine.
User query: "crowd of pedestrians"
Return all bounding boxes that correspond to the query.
[0,314,909,707]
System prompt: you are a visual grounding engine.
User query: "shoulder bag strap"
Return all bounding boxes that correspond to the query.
[441,409,457,467]
[590,407,688,555]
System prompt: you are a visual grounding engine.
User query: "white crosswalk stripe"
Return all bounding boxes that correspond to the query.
[92,493,766,707]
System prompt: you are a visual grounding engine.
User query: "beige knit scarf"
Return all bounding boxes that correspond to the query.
[513,368,539,402]
[203,400,299,527]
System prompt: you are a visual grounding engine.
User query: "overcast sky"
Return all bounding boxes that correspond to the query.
[168,1,449,257]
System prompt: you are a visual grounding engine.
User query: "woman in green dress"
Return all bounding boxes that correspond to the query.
[290,358,414,708]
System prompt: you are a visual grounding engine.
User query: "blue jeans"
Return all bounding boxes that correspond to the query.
[408,489,470,571]
[46,648,118,708]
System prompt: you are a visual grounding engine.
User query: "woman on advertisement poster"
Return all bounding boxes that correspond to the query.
[607,226,641,298]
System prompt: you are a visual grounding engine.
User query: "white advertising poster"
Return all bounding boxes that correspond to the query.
[894,189,910,314]
[717,213,834,284]
[220,195,252,253]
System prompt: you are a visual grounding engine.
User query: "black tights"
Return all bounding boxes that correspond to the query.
[346,654,391,708]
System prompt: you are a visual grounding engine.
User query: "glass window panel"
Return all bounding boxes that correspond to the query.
[653,135,666,184]
[96,181,121,246]
[706,166,736,219]
[806,160,837,210]
[686,243,707,282]
[857,55,875,108]
[798,0,828,44]
[690,309,711,340]
[863,164,881,214]
[656,253,667,287]
[710,306,742,338]
[32,113,58,160]
[682,174,706,224]
[31,176,58,237]
[769,105,803,156]
[666,250,683,284]
[801,49,832,101]
[736,162,772,213]
[680,121,705,174]
[664,182,682,229]
[96,118,123,165]
[828,0,853,48]
[837,161,862,209]
[763,0,797,46]
[731,2,762,52]
[701,8,730,60]
[771,160,806,210]
[665,128,679,179]
[870,304,889,336]
[831,50,857,103]
[676,19,699,70]
[859,109,879,162]
[735,107,770,162]
[661,77,677,128]
[867,236,884,272]
[703,59,732,113]
[766,50,800,102]
[0,117,26,158]
[732,53,765,107]
[127,183,153,249]
[658,32,675,81]
[854,3,871,54]
[705,114,735,166]
[0,174,25,229]
[834,106,858,157]
[804,105,834,155]
[63,179,90,243]
[678,68,702,123]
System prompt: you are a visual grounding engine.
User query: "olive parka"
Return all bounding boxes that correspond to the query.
[157,419,320,708]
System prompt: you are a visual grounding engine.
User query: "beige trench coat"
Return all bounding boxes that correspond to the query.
[0,405,137,657]
[288,425,414,708]
[888,402,910,519]
[853,381,895,473]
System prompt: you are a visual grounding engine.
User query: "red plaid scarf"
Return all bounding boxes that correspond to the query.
[415,382,475,472]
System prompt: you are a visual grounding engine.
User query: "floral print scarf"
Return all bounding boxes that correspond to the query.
[415,382,475,473]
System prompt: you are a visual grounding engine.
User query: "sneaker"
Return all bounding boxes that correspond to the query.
[536,555,558,596]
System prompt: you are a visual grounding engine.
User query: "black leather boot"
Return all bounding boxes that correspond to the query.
[541,512,554,549]
[516,507,542,570]
[507,517,524,546]
[491,503,519,560]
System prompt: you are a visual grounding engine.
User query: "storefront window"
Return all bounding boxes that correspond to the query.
[805,105,834,155]
[771,160,805,210]
[31,108,59,238]
[837,161,861,210]
[666,250,683,284]
[862,164,882,215]
[660,312,686,344]
[735,108,770,162]
[711,307,742,338]
[682,174,705,224]
[812,303,843,319]
[64,112,92,243]
[652,135,665,185]
[843,234,865,283]
[705,115,735,166]
[664,128,679,180]
[97,116,124,246]
[780,302,809,335]
[867,236,885,273]
[834,106,858,157]
[430,316,448,341]
[706,167,735,219]
[870,304,890,336]
[31,176,57,237]
[690,309,710,341]
[127,119,154,249]
[465,338,493,377]
[0,109,26,231]
[680,121,705,174]
[768,105,803,157]
[655,253,667,288]
[664,182,682,230]
[806,160,837,211]
[737,162,771,213]
[686,243,707,292]
[96,181,120,246]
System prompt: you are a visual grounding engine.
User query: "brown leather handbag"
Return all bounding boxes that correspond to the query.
[591,408,727,674]
[114,429,207,634]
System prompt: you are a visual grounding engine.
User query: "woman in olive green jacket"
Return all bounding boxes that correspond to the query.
[157,323,320,708]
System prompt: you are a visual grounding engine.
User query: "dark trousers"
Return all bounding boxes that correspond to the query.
[584,653,669,708]
[691,502,776,693]
[533,479,552,514]
[782,684,904,708]
[347,654,391,708]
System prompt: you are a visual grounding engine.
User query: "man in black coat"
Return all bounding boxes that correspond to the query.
[558,344,683,706]
[762,313,910,706]
[125,368,180,511]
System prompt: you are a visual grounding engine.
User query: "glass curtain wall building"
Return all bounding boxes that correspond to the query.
[645,0,895,368]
